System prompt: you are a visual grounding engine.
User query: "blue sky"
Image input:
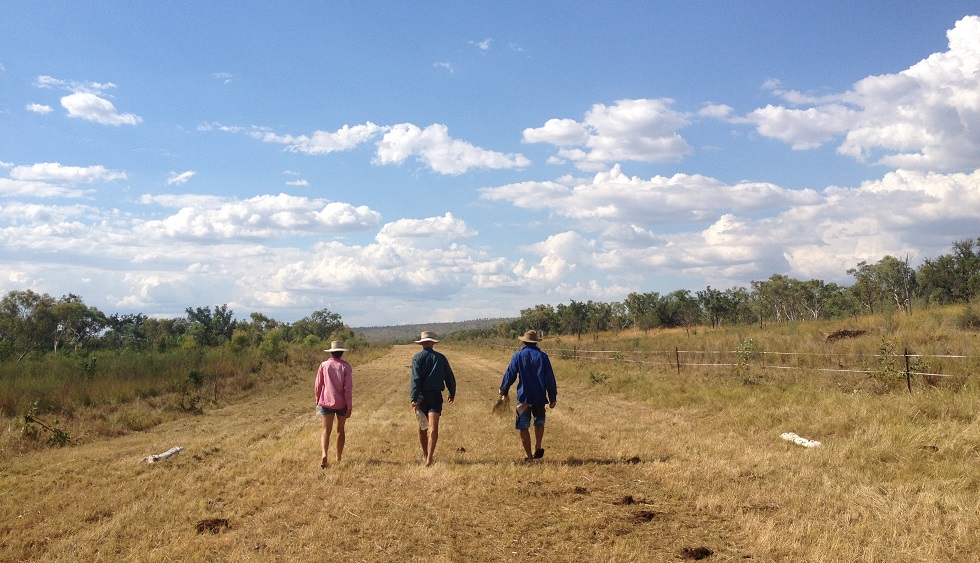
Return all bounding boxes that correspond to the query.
[2,2,980,326]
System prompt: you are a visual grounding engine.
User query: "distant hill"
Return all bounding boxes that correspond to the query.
[353,318,515,342]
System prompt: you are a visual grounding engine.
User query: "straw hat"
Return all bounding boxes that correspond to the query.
[519,330,542,343]
[415,331,440,344]
[324,340,348,352]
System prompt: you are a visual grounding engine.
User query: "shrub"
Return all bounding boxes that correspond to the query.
[259,328,288,363]
[957,305,980,331]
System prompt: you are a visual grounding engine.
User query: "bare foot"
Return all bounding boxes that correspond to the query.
[321,455,329,468]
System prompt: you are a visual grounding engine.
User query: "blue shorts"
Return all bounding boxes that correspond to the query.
[417,391,443,414]
[515,404,546,430]
[317,406,347,416]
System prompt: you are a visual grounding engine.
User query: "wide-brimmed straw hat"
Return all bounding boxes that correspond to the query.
[519,330,542,343]
[415,331,440,344]
[324,340,348,352]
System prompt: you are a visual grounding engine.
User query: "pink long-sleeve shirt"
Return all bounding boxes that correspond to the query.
[314,357,353,411]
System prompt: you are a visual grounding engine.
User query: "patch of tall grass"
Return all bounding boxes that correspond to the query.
[0,341,392,457]
[0,349,256,418]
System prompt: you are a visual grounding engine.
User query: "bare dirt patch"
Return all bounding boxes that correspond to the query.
[680,546,714,559]
[195,518,230,534]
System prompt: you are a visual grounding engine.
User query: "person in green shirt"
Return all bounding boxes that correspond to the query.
[410,331,457,466]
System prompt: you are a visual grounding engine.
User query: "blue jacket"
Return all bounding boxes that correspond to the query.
[411,348,457,403]
[499,345,557,405]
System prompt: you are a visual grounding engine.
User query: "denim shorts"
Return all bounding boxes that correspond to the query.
[515,403,546,430]
[317,406,347,416]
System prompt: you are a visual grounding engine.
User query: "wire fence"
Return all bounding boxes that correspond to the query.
[476,343,976,391]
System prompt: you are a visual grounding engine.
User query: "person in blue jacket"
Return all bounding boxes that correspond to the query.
[499,329,558,461]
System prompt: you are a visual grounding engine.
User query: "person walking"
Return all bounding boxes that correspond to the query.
[499,330,557,462]
[410,331,456,466]
[315,340,353,468]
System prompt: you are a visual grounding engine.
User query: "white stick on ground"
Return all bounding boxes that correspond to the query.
[144,446,185,463]
[780,432,822,448]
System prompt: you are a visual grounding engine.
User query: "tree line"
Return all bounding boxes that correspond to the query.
[3,236,979,358]
[460,237,980,340]
[0,292,351,364]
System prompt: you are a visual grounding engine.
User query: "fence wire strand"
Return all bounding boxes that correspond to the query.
[475,343,971,379]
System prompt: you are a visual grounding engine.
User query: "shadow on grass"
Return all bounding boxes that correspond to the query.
[347,454,668,467]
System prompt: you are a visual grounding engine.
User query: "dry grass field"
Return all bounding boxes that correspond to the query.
[3,334,979,562]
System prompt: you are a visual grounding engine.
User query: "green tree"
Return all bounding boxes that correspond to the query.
[185,304,237,347]
[917,238,980,304]
[798,280,846,320]
[697,286,730,328]
[141,317,189,352]
[0,290,58,362]
[556,300,588,338]
[51,294,106,353]
[623,291,663,332]
[724,287,755,325]
[514,304,558,336]
[291,308,344,342]
[874,255,917,314]
[665,290,700,333]
[259,327,288,362]
[585,300,612,338]
[102,313,149,350]
[847,261,884,315]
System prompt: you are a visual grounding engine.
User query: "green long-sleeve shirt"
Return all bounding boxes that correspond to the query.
[410,347,457,402]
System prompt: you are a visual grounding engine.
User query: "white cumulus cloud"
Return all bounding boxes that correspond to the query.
[523,98,692,170]
[0,178,92,198]
[480,164,820,226]
[136,193,382,240]
[374,123,531,174]
[10,162,127,184]
[26,103,53,114]
[255,123,383,155]
[61,92,142,126]
[375,212,476,245]
[741,15,980,171]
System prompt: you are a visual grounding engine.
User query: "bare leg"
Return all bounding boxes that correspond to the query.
[335,414,347,462]
[418,426,428,460]
[320,413,335,467]
[534,424,545,453]
[519,428,533,459]
[425,412,441,466]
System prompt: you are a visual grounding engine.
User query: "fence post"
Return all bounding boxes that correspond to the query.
[904,347,912,393]
[675,347,681,374]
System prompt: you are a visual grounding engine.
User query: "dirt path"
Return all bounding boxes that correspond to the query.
[1,345,737,562]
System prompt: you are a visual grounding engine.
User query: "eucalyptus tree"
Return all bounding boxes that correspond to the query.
[556,300,589,338]
[0,290,58,362]
[185,304,237,346]
[585,300,613,338]
[103,313,149,350]
[51,294,106,353]
[291,308,345,342]
[751,274,805,323]
[514,303,558,335]
[848,256,916,315]
[917,238,980,304]
[623,291,662,332]
[696,286,728,328]
[846,262,884,315]
[874,255,917,314]
[798,279,848,320]
[665,289,701,333]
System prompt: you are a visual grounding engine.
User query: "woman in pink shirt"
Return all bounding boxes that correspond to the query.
[314,340,353,468]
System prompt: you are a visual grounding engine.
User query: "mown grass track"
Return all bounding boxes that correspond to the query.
[3,343,978,561]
